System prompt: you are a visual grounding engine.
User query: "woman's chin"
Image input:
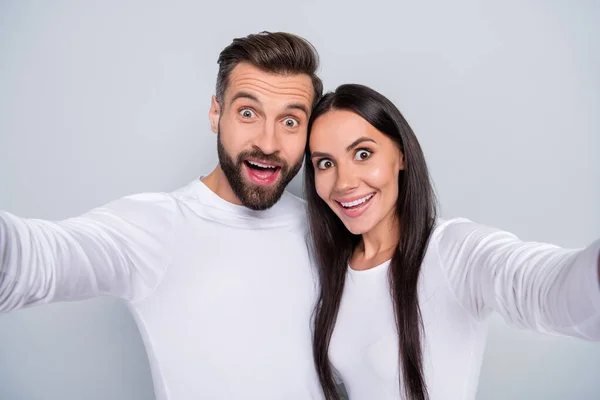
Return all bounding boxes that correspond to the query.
[343,220,372,236]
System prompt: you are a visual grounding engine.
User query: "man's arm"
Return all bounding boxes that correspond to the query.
[0,193,177,313]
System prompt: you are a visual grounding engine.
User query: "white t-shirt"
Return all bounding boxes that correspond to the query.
[329,218,600,400]
[0,179,324,400]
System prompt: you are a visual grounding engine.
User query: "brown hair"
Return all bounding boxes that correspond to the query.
[216,31,323,108]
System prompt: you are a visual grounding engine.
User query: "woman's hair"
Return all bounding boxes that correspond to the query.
[304,84,437,400]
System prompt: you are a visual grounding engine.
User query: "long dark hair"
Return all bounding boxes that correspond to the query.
[304,84,437,400]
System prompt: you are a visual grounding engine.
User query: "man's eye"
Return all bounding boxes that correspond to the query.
[283,118,299,128]
[240,109,255,118]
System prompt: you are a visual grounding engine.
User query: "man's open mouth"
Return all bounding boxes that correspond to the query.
[243,159,282,185]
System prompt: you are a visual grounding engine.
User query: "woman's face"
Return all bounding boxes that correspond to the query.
[309,109,404,235]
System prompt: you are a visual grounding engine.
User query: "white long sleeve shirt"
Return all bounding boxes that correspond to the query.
[329,218,600,399]
[0,178,323,400]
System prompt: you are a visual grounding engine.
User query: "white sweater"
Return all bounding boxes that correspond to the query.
[329,218,600,399]
[0,179,324,400]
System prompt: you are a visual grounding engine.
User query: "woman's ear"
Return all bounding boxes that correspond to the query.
[398,150,405,171]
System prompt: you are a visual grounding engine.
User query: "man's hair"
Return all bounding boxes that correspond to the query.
[216,31,323,108]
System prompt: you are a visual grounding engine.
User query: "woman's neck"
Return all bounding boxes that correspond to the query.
[351,214,400,271]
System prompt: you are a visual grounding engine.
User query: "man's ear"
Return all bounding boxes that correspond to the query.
[209,95,221,134]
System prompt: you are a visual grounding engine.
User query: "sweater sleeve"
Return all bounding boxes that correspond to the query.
[0,193,178,313]
[435,218,600,340]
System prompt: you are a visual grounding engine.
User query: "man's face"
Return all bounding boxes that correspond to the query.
[209,62,314,210]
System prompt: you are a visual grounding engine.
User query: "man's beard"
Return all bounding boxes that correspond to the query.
[217,131,303,211]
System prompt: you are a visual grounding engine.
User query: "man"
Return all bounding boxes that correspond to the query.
[0,31,324,399]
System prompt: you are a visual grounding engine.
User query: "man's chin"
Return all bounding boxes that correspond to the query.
[238,182,286,211]
[241,196,279,211]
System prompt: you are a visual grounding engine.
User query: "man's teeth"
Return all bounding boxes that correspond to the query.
[340,193,374,208]
[247,160,277,169]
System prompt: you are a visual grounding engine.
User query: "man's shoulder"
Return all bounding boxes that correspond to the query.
[277,191,308,218]
[93,191,180,227]
[280,190,307,207]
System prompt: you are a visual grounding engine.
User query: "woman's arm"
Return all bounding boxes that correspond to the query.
[435,218,600,340]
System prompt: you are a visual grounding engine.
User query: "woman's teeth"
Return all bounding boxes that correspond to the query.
[340,193,374,208]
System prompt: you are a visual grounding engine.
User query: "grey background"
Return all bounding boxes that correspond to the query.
[0,1,599,399]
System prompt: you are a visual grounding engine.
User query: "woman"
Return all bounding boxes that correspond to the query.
[303,84,600,400]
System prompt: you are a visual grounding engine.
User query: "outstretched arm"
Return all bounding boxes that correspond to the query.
[0,193,177,313]
[436,218,600,340]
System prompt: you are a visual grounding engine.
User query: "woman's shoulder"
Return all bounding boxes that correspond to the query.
[431,217,514,245]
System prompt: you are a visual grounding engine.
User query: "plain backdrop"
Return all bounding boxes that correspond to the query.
[0,1,599,399]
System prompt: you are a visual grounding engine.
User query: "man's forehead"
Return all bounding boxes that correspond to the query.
[226,63,314,106]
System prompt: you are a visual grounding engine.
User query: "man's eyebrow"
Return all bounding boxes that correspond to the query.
[286,103,309,117]
[229,91,309,117]
[229,91,260,104]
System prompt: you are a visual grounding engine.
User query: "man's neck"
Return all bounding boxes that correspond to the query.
[201,165,243,206]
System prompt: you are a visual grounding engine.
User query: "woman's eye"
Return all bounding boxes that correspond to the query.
[354,149,372,161]
[240,109,255,118]
[283,118,299,128]
[317,159,334,170]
